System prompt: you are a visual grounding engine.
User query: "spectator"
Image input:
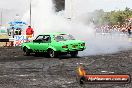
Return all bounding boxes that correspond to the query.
[127,26,131,36]
[18,28,22,35]
[26,26,34,41]
[26,26,34,35]
[15,28,19,35]
[7,28,10,36]
[11,27,15,38]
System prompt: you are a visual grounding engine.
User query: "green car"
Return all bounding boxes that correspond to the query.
[22,33,86,57]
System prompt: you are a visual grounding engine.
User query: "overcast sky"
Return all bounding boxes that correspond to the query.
[0,0,29,11]
[0,0,131,12]
[71,0,132,13]
[93,0,132,11]
[0,0,132,24]
[0,0,131,13]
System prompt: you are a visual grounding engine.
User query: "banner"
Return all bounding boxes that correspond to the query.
[14,35,27,46]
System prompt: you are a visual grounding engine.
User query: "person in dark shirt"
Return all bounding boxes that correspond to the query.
[19,28,22,35]
[127,26,131,36]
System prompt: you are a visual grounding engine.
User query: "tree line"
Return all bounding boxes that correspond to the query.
[90,7,132,26]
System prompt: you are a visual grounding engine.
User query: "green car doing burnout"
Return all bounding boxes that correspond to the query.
[22,33,86,58]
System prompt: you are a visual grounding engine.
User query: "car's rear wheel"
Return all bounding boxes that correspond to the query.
[35,52,39,56]
[24,47,30,56]
[48,49,58,58]
[70,51,78,57]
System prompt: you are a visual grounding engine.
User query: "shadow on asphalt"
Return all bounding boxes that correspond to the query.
[0,53,82,62]
[58,55,81,59]
[0,47,82,62]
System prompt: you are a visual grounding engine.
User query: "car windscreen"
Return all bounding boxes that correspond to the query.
[55,34,75,42]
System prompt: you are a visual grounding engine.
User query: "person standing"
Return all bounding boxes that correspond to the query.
[7,28,10,36]
[11,27,15,38]
[127,26,132,42]
[19,28,22,35]
[26,26,34,41]
[127,26,131,36]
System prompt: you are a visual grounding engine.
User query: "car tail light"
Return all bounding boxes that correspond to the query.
[81,43,85,46]
[62,45,68,48]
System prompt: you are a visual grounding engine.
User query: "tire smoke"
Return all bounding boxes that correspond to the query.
[23,0,132,56]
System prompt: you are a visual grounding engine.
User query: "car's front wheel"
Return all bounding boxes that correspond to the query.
[48,49,58,58]
[24,47,30,56]
[70,51,78,57]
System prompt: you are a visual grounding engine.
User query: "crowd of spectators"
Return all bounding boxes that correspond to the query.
[95,24,132,35]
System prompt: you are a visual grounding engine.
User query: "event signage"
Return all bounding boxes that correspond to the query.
[14,35,27,46]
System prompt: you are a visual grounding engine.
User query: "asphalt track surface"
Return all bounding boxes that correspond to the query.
[0,47,131,88]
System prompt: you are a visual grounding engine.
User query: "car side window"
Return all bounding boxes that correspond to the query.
[35,35,43,41]
[42,35,51,43]
[55,36,64,42]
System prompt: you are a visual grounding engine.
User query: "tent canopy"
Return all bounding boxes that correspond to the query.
[8,21,27,30]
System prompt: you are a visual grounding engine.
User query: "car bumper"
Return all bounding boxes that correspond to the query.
[60,47,86,52]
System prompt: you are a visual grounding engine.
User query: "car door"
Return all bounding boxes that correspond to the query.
[39,35,51,52]
[32,35,44,52]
